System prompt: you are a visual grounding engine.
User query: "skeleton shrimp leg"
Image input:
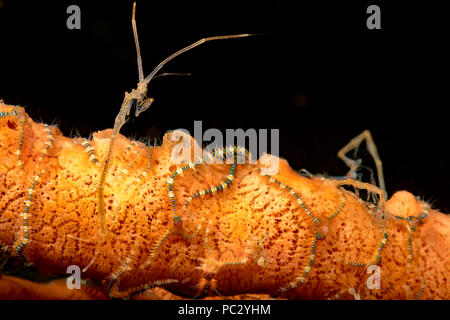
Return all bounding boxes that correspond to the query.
[331,179,386,214]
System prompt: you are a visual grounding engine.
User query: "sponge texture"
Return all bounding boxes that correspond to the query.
[0,103,449,299]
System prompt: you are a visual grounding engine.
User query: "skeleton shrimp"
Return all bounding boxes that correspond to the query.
[80,2,253,272]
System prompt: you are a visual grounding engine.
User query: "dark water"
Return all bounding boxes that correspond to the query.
[0,1,448,212]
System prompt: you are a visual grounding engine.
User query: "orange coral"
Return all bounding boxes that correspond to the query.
[0,103,449,299]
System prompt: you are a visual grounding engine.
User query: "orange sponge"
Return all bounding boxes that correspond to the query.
[0,103,448,299]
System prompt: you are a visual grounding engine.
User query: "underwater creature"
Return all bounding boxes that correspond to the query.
[0,103,449,299]
[0,3,448,300]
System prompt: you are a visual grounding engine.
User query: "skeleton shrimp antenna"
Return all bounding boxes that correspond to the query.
[132,2,144,83]
[143,33,252,85]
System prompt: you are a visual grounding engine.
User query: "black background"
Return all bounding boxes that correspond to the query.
[0,0,448,212]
